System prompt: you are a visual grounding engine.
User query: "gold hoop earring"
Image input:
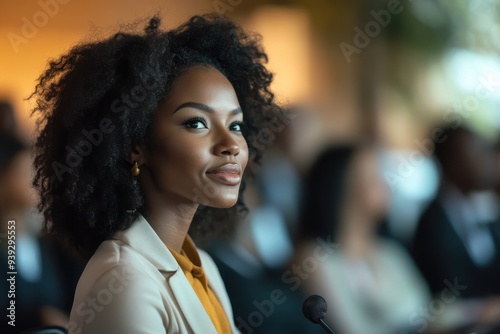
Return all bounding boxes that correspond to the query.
[131,161,140,176]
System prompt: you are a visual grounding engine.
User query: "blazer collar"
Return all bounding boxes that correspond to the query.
[111,213,221,334]
[112,213,180,273]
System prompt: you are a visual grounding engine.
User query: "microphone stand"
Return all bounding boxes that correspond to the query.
[319,318,336,334]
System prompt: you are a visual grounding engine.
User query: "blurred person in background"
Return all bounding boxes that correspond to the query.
[296,144,427,334]
[252,106,302,236]
[411,125,500,332]
[0,101,17,138]
[411,126,500,301]
[295,144,500,334]
[0,101,83,334]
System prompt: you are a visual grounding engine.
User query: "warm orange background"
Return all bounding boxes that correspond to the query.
[0,0,361,157]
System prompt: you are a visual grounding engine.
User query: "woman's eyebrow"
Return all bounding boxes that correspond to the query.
[173,102,242,115]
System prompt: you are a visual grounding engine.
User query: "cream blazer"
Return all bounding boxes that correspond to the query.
[68,214,239,334]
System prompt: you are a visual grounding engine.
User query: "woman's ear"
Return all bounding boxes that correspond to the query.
[127,144,146,165]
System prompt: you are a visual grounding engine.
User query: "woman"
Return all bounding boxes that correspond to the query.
[30,14,281,333]
[299,146,436,334]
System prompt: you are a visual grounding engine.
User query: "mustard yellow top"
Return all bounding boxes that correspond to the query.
[169,238,231,333]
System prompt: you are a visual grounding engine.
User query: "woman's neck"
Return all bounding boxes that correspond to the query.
[338,207,375,258]
[140,196,198,253]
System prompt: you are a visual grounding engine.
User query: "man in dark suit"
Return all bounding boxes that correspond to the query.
[411,126,500,299]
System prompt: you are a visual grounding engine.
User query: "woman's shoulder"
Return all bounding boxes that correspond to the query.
[69,239,166,333]
[74,239,160,298]
[87,239,147,273]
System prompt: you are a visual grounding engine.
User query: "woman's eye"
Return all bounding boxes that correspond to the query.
[183,118,207,129]
[230,122,244,132]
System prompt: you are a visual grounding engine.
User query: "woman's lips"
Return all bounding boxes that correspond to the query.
[206,164,241,186]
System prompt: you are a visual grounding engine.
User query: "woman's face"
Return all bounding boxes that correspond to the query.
[0,151,37,211]
[140,66,248,209]
[348,149,390,219]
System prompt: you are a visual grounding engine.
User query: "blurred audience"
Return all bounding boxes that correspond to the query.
[254,108,302,239]
[295,143,500,334]
[296,144,427,334]
[0,101,83,333]
[411,126,500,299]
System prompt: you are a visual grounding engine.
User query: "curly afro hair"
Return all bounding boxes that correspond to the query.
[30,14,283,258]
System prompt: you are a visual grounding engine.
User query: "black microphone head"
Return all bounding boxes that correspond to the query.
[302,295,328,324]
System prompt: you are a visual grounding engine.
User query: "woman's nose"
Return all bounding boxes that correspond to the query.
[213,130,240,156]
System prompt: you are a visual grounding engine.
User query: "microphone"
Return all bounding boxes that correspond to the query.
[302,295,336,334]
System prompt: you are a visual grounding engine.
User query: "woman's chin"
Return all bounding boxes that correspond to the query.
[204,196,239,209]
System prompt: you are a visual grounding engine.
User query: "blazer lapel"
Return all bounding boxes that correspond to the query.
[113,213,179,273]
[167,271,218,334]
[114,214,219,334]
[199,250,239,333]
